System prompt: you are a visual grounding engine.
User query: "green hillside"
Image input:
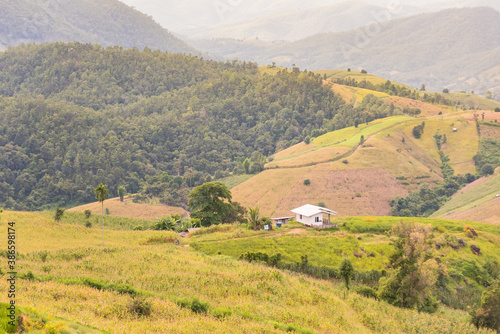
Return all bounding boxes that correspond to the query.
[431,173,500,223]
[0,0,195,53]
[0,43,347,210]
[0,210,497,333]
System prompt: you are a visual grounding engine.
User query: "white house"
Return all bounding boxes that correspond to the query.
[290,204,337,227]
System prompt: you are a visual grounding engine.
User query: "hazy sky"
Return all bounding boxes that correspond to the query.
[118,0,498,36]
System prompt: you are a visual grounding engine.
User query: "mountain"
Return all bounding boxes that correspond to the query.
[0,0,196,53]
[190,7,500,97]
[181,0,417,41]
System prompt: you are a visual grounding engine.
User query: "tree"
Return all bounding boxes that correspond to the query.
[495,107,500,113]
[472,281,500,331]
[412,125,424,139]
[243,158,251,174]
[420,84,426,91]
[84,209,91,219]
[118,185,126,202]
[247,206,261,230]
[303,179,310,186]
[339,257,354,290]
[378,221,443,311]
[94,183,109,247]
[54,207,64,222]
[188,182,233,227]
[361,69,367,74]
[443,88,449,94]
[485,91,493,100]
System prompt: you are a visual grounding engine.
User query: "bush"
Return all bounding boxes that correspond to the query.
[495,107,500,113]
[54,207,64,222]
[84,210,91,219]
[105,208,110,215]
[176,297,209,314]
[85,221,92,228]
[128,297,152,317]
[303,179,310,186]
[472,282,500,330]
[213,307,232,319]
[356,286,378,299]
[317,201,325,207]
[412,125,424,139]
[342,159,348,164]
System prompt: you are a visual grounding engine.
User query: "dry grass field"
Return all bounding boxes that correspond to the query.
[68,196,188,220]
[1,211,494,333]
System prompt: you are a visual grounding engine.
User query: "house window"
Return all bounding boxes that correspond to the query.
[315,217,320,222]
[299,215,302,219]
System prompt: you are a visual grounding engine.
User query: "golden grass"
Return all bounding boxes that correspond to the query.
[402,116,479,175]
[383,96,450,116]
[354,88,388,102]
[267,146,349,168]
[68,196,188,220]
[0,211,493,334]
[313,116,412,148]
[328,83,356,103]
[272,142,316,161]
[314,69,396,86]
[432,173,500,225]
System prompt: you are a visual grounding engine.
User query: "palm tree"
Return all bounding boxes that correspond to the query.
[94,183,109,248]
[247,206,260,231]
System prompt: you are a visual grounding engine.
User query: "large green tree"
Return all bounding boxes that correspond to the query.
[188,182,234,227]
[378,221,444,311]
[94,183,109,247]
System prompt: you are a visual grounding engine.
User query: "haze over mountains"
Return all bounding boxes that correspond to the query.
[190,7,500,97]
[0,0,195,53]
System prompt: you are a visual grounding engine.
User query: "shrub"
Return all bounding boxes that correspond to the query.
[303,179,310,186]
[412,125,424,139]
[317,201,325,207]
[85,221,92,228]
[54,207,64,222]
[342,159,349,164]
[213,307,232,319]
[128,297,152,317]
[472,282,500,330]
[84,210,91,219]
[436,226,447,233]
[355,192,361,197]
[356,286,378,299]
[176,297,209,314]
[105,208,110,215]
[361,69,367,74]
[495,107,500,113]
[339,258,354,290]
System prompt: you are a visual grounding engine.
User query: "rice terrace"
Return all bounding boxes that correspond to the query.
[1,1,500,333]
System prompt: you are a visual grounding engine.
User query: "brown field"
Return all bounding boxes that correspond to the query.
[68,196,188,220]
[463,110,500,122]
[443,198,500,225]
[479,124,500,140]
[267,146,350,168]
[383,96,450,116]
[272,142,315,161]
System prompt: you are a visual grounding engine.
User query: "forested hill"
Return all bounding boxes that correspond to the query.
[0,0,195,54]
[0,42,369,210]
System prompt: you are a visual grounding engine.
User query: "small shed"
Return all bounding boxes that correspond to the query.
[270,216,294,227]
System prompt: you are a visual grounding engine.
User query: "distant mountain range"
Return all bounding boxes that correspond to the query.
[190,7,500,98]
[0,0,196,53]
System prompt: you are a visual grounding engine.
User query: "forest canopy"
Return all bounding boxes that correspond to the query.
[0,43,399,210]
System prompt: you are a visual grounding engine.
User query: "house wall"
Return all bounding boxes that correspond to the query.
[296,213,324,226]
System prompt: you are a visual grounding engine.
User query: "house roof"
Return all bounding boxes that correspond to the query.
[270,216,294,221]
[290,204,337,217]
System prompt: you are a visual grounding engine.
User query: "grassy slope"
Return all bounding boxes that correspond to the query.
[0,211,495,334]
[233,110,483,217]
[431,173,500,225]
[68,196,188,221]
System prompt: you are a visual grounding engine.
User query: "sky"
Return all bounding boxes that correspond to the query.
[118,0,499,38]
